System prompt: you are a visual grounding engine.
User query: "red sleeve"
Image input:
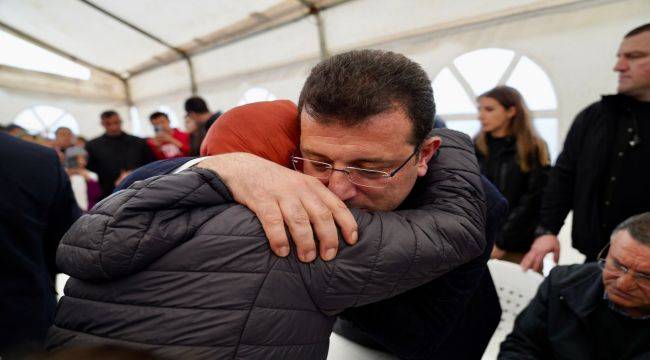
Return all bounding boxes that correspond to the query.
[173,129,190,156]
[146,138,165,160]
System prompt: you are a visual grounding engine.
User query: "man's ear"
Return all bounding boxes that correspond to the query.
[416,136,441,177]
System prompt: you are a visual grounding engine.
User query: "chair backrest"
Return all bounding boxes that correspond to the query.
[482,259,544,359]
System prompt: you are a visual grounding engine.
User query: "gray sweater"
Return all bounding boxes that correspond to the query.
[47,129,486,359]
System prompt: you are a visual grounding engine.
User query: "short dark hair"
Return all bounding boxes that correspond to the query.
[184,96,210,114]
[613,212,650,246]
[55,126,72,135]
[5,124,25,133]
[625,23,650,38]
[298,49,435,145]
[100,110,118,121]
[149,111,169,122]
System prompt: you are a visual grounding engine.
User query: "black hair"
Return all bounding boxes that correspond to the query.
[100,110,118,121]
[298,49,435,145]
[613,212,650,246]
[625,23,650,38]
[184,96,210,114]
[149,111,169,122]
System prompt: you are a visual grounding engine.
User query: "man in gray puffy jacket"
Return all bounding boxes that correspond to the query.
[47,50,487,359]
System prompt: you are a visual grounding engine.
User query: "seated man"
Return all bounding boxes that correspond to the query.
[499,212,650,359]
[47,50,487,359]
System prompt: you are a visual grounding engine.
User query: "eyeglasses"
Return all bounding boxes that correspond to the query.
[291,146,420,189]
[597,243,650,289]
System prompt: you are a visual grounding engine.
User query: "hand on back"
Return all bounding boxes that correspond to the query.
[520,234,560,272]
[198,153,358,262]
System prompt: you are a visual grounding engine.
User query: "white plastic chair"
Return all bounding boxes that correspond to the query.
[56,273,69,301]
[481,259,544,360]
[328,333,396,360]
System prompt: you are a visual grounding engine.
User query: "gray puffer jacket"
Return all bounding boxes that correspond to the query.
[47,129,486,359]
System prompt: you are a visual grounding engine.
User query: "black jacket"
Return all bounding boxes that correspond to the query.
[499,263,650,359]
[476,135,549,252]
[0,133,81,354]
[334,175,507,359]
[114,155,507,360]
[47,130,486,359]
[86,133,155,198]
[539,95,649,259]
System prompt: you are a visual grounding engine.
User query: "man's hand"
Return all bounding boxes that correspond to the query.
[197,153,358,262]
[490,245,506,260]
[520,234,560,272]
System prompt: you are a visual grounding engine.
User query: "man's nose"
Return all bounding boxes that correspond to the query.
[614,57,628,72]
[616,272,637,291]
[327,170,357,202]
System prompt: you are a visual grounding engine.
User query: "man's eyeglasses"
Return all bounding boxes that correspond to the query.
[291,146,420,189]
[597,243,650,289]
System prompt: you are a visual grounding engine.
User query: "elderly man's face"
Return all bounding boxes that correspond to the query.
[602,230,650,316]
[614,31,650,99]
[299,107,438,211]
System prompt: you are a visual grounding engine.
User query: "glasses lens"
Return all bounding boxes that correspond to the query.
[348,168,390,188]
[292,157,331,180]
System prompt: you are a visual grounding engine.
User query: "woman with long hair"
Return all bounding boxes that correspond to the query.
[475,86,550,263]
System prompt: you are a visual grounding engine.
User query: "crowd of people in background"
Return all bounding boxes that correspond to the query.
[0,22,648,360]
[0,96,221,211]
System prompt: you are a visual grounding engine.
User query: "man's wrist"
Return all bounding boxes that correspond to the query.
[534,226,556,238]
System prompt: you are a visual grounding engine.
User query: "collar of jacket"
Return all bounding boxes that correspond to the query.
[600,93,640,111]
[559,264,604,318]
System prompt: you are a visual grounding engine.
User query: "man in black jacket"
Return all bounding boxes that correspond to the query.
[522,23,650,271]
[115,50,504,358]
[86,110,155,199]
[184,96,221,156]
[0,133,81,355]
[500,212,650,359]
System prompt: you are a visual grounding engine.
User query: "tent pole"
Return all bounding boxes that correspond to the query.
[78,0,198,94]
[298,0,330,60]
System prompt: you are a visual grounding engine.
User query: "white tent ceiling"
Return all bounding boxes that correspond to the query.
[0,0,647,138]
[0,0,344,78]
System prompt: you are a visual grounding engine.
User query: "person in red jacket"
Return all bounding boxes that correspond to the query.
[147,111,190,160]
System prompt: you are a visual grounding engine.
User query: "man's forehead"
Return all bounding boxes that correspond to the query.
[610,231,650,266]
[619,32,650,52]
[299,109,414,159]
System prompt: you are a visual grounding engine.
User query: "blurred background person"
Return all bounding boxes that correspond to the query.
[64,146,101,212]
[184,96,221,156]
[53,127,75,152]
[5,123,28,138]
[146,111,189,160]
[0,131,80,355]
[75,136,87,149]
[475,86,550,264]
[86,110,155,199]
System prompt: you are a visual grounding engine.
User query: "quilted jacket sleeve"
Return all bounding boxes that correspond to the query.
[56,168,234,280]
[300,129,487,315]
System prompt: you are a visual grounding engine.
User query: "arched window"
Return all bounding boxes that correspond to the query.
[432,48,560,161]
[13,105,79,138]
[238,87,277,105]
